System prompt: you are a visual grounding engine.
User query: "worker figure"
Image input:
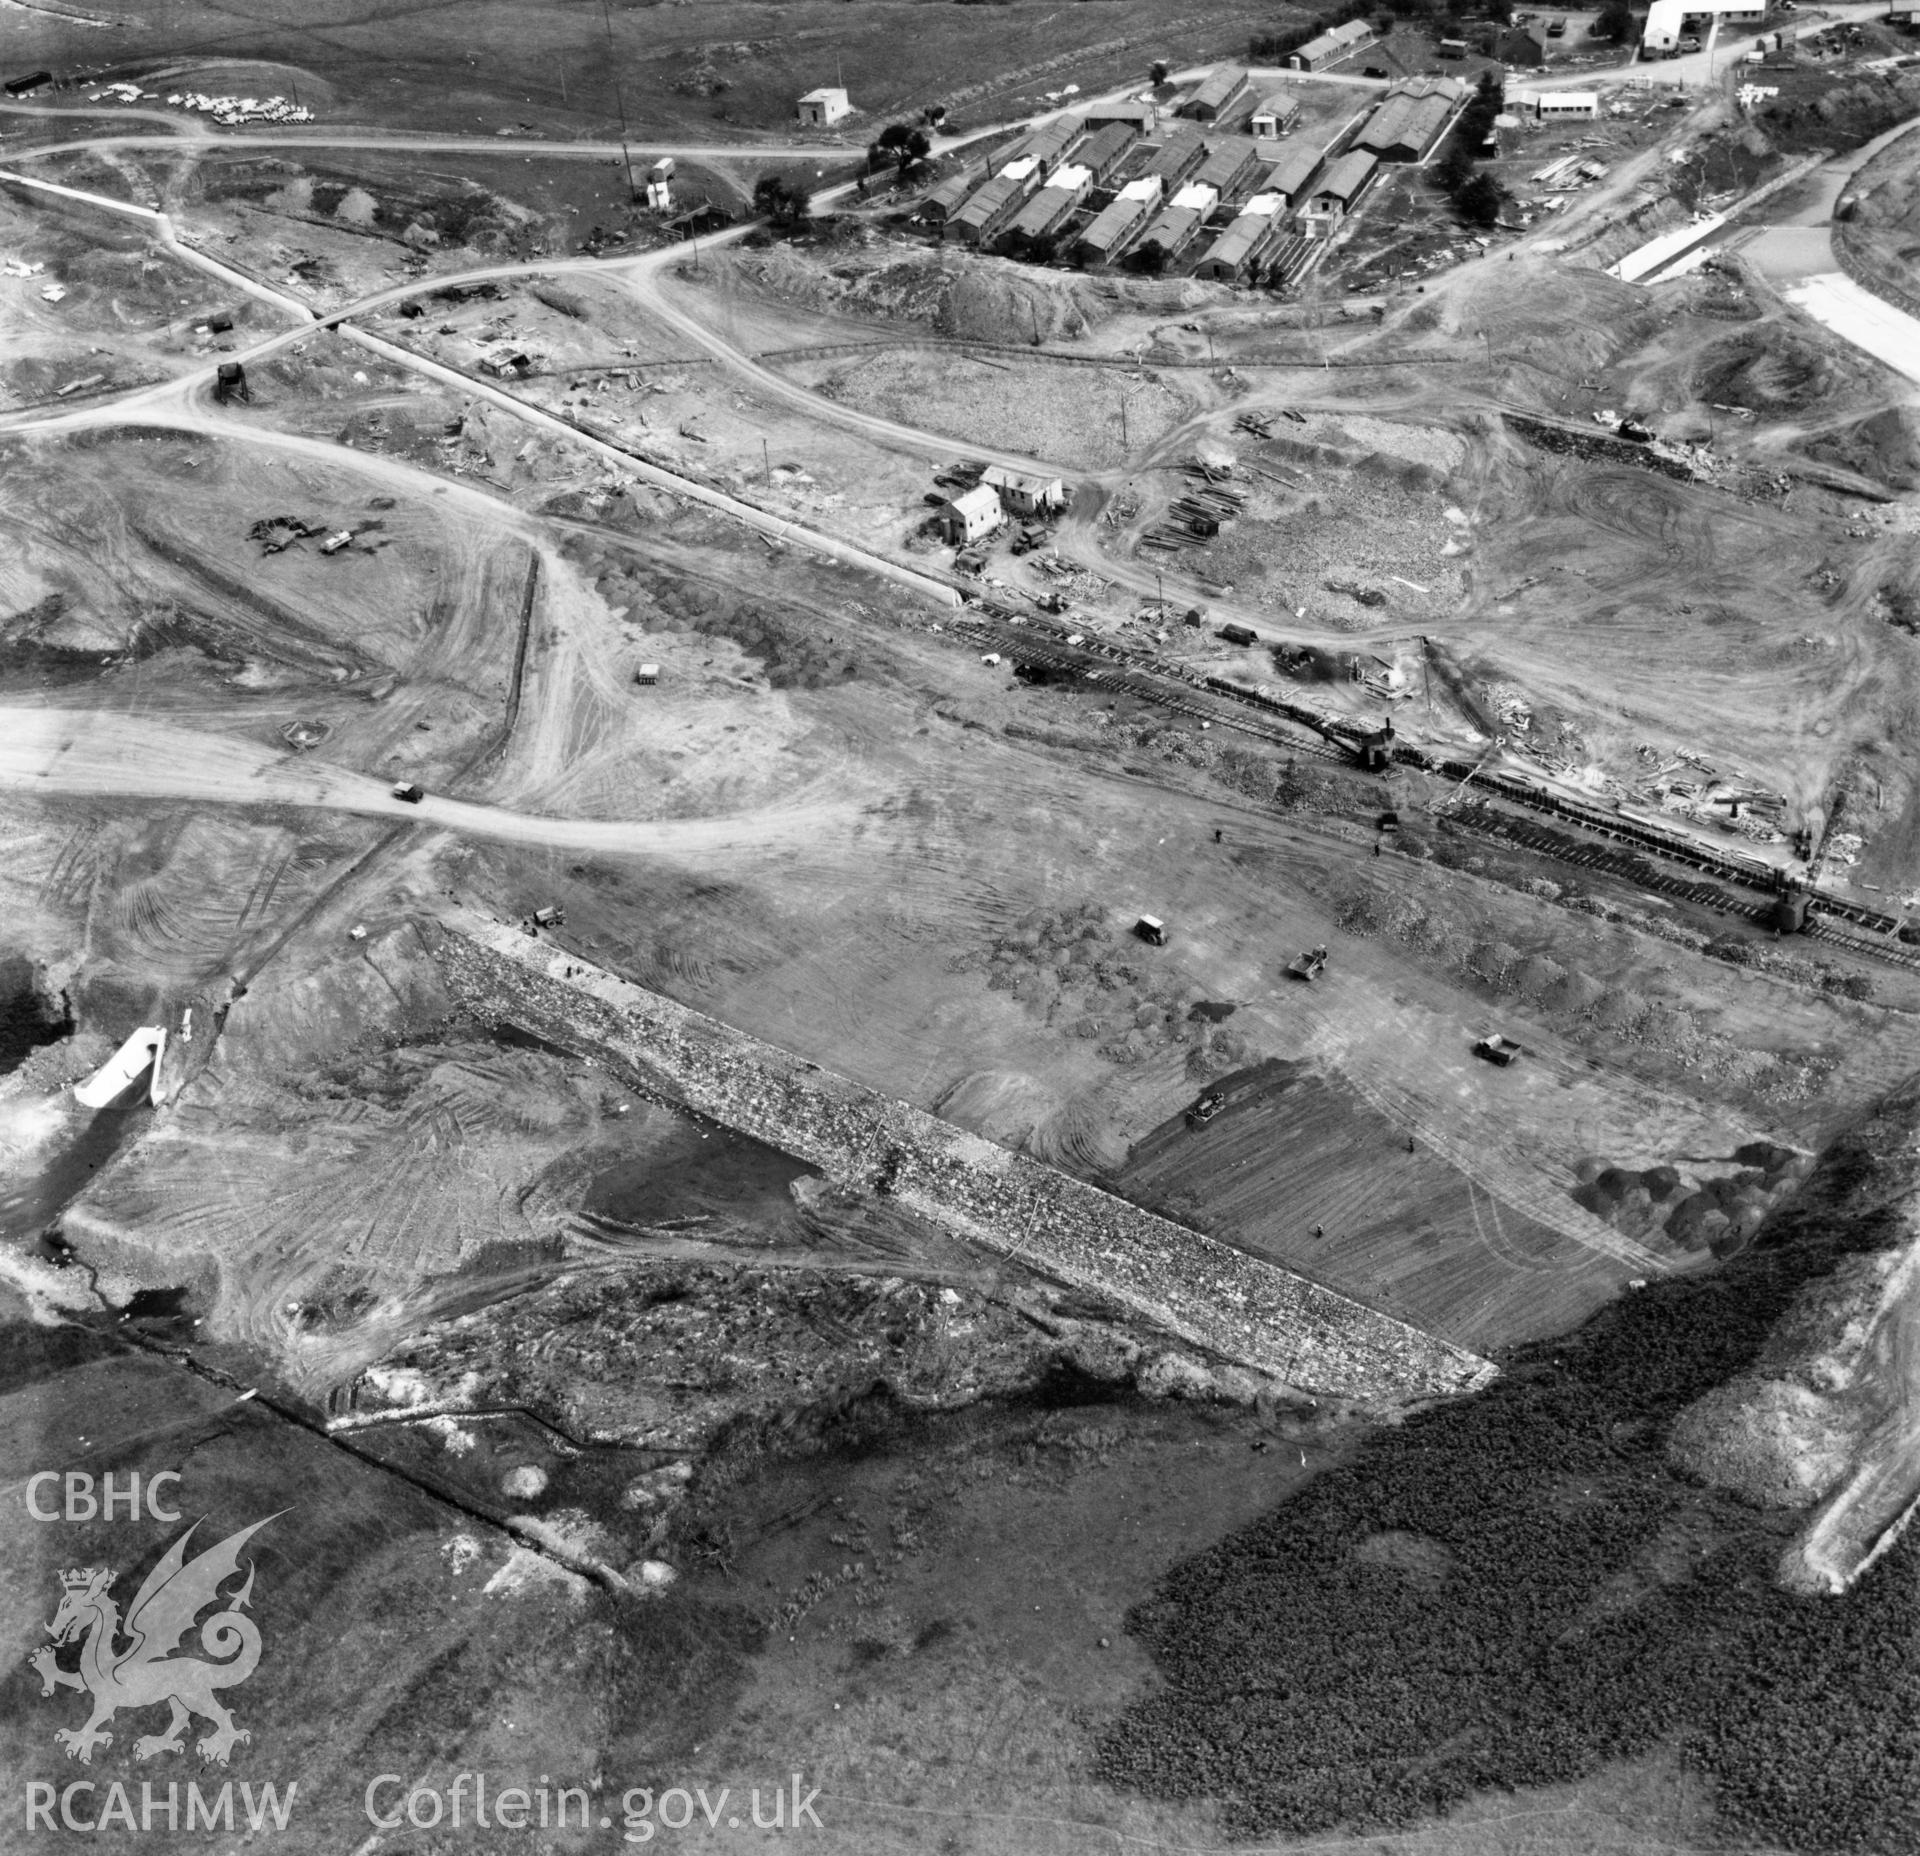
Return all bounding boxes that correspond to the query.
[1312,1224,1325,1240]
[1406,1136,1416,1154]
[1214,828,1223,844]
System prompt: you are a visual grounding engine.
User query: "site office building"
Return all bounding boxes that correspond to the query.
[947,116,1086,244]
[1192,193,1286,284]
[798,86,852,127]
[1074,176,1163,268]
[1248,91,1303,139]
[1180,64,1252,123]
[1301,150,1377,232]
[1641,0,1765,56]
[940,483,1002,546]
[1290,19,1373,71]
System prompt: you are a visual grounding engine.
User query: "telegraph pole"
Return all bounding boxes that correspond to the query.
[600,0,637,199]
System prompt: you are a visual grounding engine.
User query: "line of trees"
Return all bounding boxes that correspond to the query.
[1096,1077,1920,1852]
[1433,70,1506,226]
[1250,0,1519,62]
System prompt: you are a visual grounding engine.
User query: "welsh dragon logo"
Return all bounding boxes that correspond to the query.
[28,1515,278,1766]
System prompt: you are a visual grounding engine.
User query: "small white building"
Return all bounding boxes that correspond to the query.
[1170,181,1221,214]
[982,465,1066,517]
[941,483,1003,546]
[797,87,851,128]
[1533,91,1600,120]
[1249,91,1303,139]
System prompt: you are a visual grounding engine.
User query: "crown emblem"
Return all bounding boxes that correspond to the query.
[58,1568,105,1591]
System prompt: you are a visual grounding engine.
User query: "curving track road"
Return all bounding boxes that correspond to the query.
[0,705,863,858]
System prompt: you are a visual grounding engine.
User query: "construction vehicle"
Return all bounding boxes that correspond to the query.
[1378,809,1401,834]
[1219,623,1258,647]
[1473,1034,1522,1067]
[1186,1090,1226,1127]
[1287,945,1328,981]
[391,781,425,804]
[320,530,353,555]
[1134,914,1169,947]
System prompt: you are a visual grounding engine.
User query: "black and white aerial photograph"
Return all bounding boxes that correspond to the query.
[2,0,1918,1848]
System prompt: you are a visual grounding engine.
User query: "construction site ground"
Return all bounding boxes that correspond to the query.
[7,15,1920,1853]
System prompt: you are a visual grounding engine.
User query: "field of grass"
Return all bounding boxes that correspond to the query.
[22,0,1297,142]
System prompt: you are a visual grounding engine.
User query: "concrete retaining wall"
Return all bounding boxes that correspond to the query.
[435,909,1495,1403]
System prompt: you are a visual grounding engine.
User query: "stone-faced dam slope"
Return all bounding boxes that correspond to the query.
[436,908,1496,1403]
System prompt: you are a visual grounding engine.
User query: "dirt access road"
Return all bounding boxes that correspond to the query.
[0,705,861,859]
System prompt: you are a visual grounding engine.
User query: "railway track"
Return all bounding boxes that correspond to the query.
[951,610,1920,973]
[1444,801,1774,922]
[1804,917,1920,974]
[952,612,1350,761]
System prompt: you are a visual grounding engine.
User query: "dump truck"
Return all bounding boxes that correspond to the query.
[391,781,425,804]
[1287,945,1328,981]
[1134,914,1169,947]
[1186,1090,1226,1127]
[320,530,352,555]
[1473,1033,1522,1066]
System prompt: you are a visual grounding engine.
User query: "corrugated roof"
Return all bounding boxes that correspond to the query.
[1314,150,1376,203]
[1198,213,1274,272]
[983,465,1061,494]
[1189,65,1249,110]
[1136,204,1202,252]
[946,484,1001,520]
[1005,183,1080,239]
[1077,192,1152,254]
[1261,140,1326,200]
[1294,19,1371,62]
[1393,74,1468,102]
[924,172,976,214]
[1143,129,1208,180]
[1354,91,1453,158]
[1194,138,1260,190]
[1076,120,1137,174]
[950,173,1019,229]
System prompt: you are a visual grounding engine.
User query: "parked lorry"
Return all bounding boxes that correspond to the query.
[1287,946,1328,981]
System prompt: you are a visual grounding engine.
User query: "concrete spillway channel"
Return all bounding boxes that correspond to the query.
[435,908,1496,1404]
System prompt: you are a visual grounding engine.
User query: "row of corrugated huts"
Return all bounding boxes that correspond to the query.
[918,75,1469,287]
